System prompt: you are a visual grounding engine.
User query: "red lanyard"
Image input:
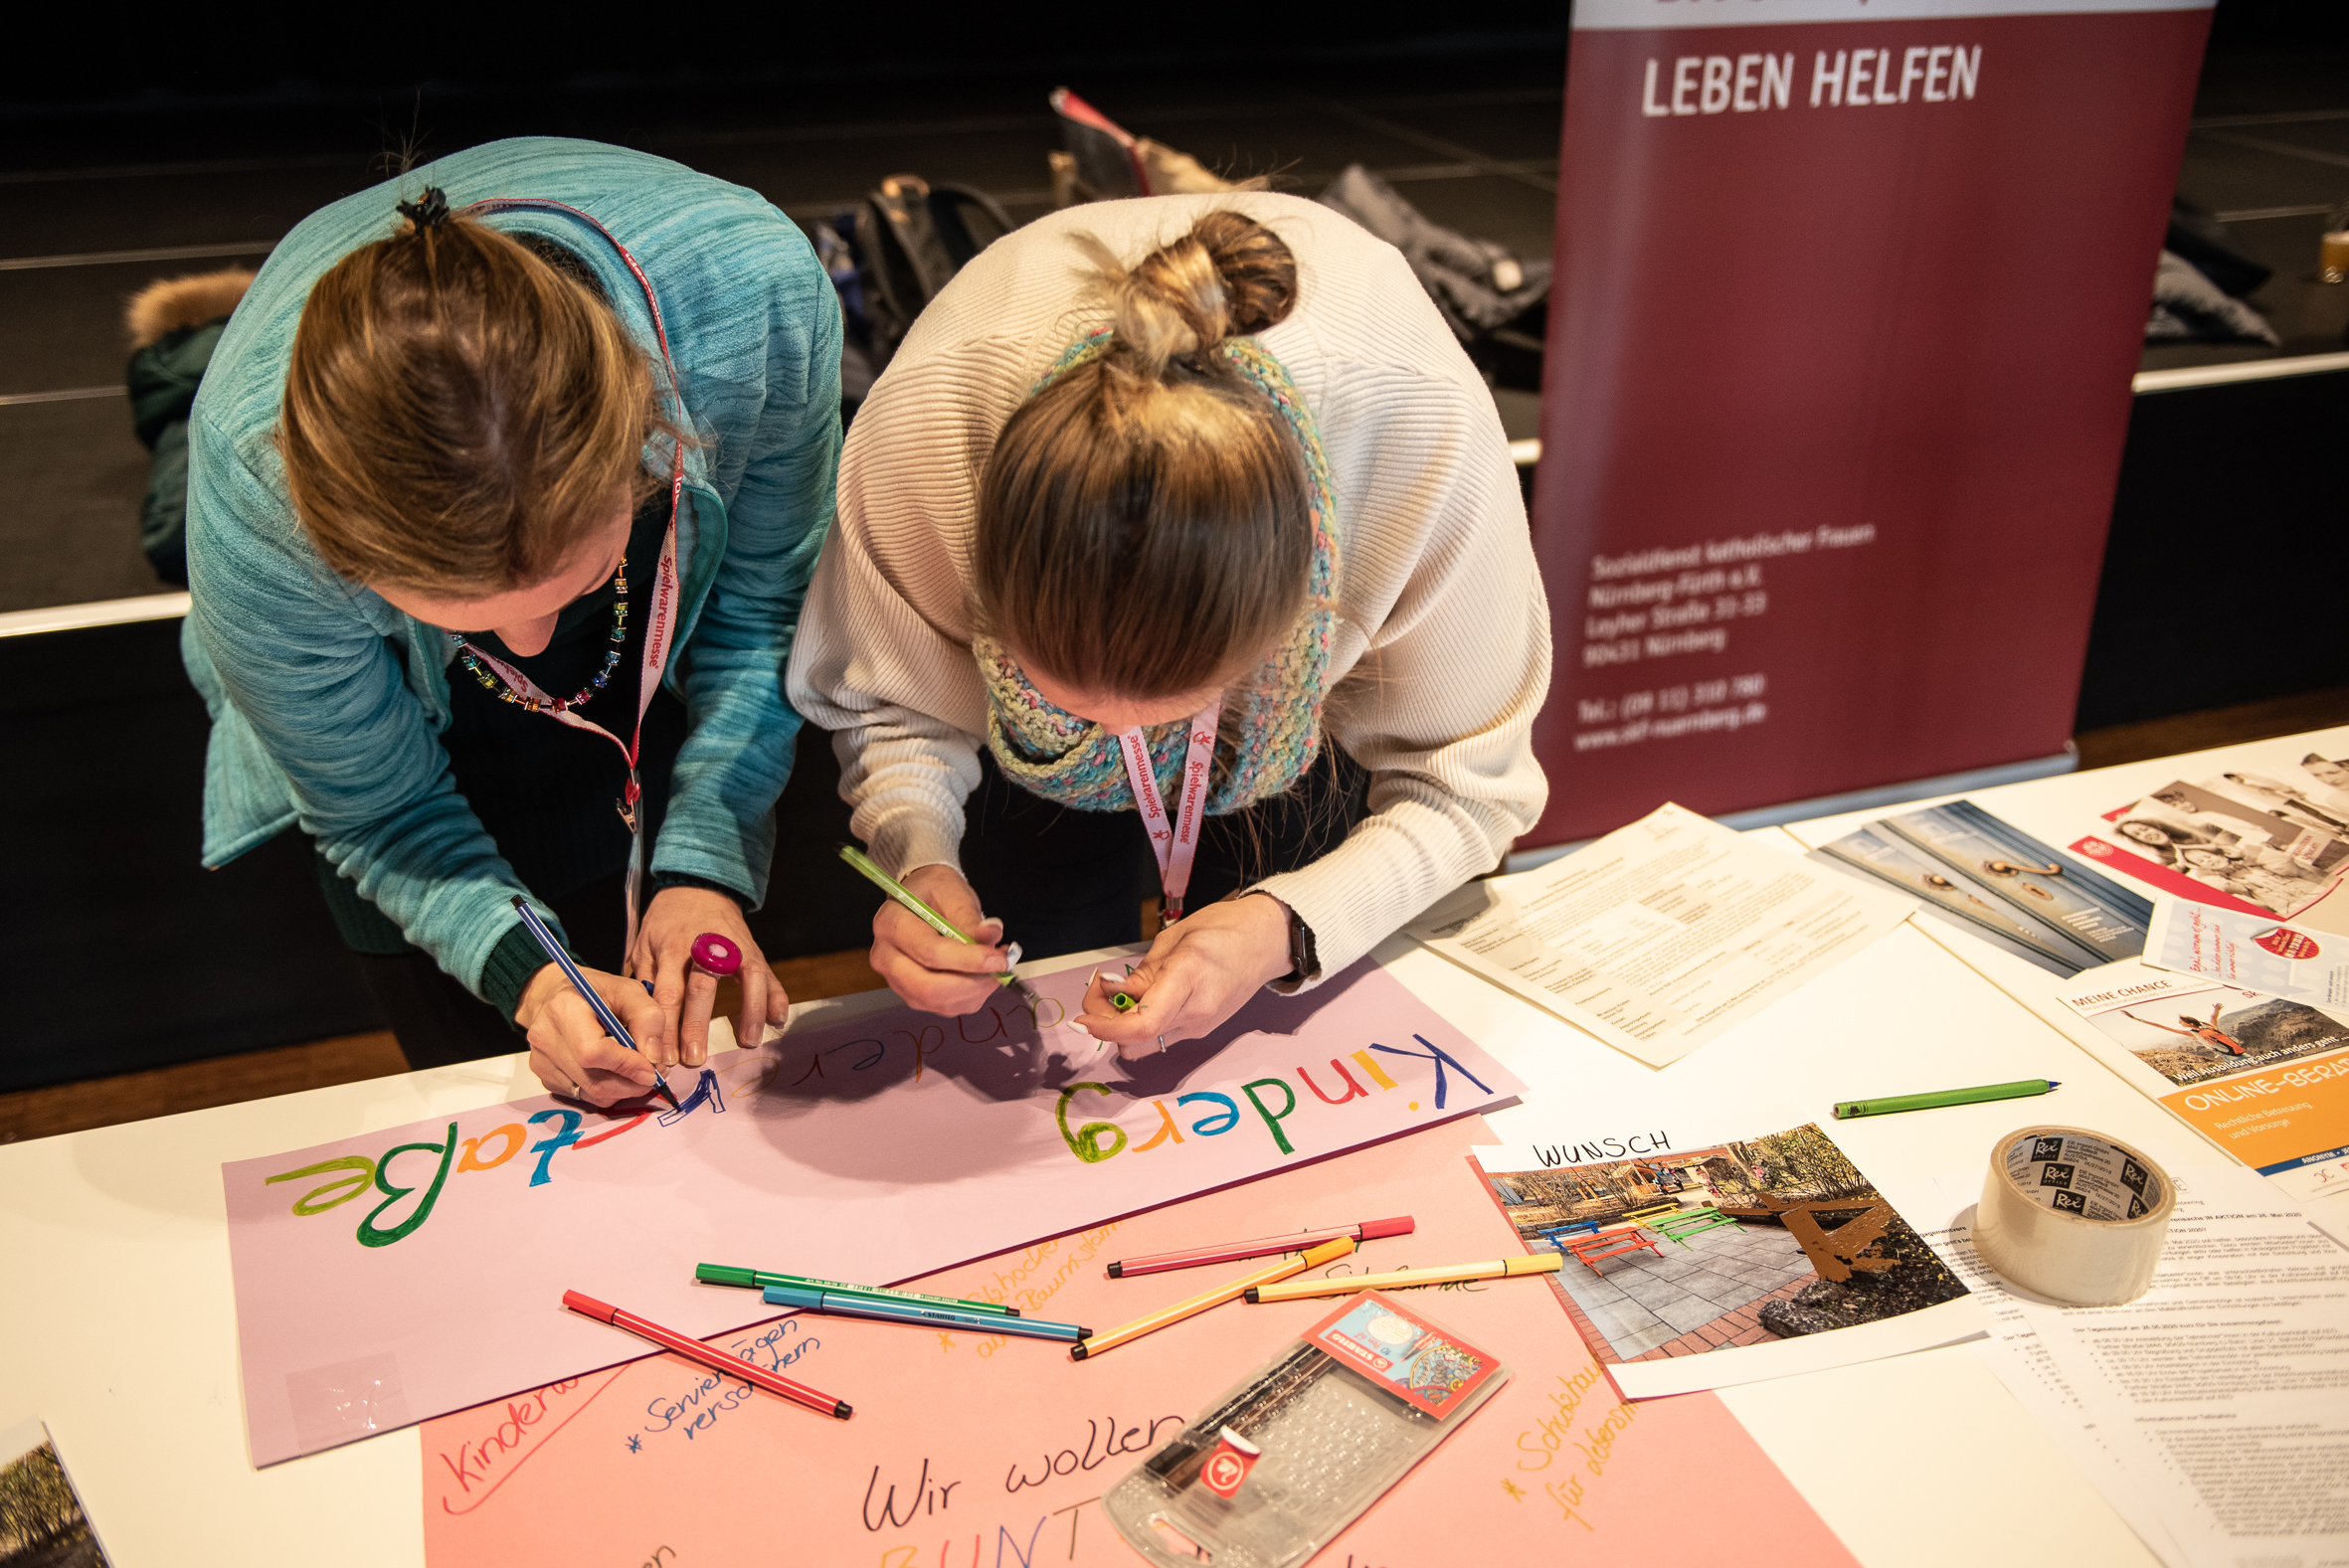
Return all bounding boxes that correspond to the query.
[1116,701,1221,923]
[447,198,686,955]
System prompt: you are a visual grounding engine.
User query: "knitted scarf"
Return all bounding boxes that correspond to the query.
[974,331,1338,816]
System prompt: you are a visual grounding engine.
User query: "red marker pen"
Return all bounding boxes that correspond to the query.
[563,1291,850,1419]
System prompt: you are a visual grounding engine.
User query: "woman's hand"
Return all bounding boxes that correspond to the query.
[870,864,1015,1016]
[518,962,676,1107]
[630,885,789,1060]
[1074,894,1293,1059]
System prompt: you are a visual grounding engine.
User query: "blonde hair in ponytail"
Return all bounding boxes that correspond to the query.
[976,211,1311,699]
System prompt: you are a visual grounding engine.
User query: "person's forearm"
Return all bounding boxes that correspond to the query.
[313,804,546,1001]
[835,727,983,877]
[1252,784,1534,989]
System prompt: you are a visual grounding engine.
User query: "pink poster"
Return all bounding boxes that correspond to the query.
[420,1121,1859,1568]
[1528,0,2214,845]
[222,958,1523,1468]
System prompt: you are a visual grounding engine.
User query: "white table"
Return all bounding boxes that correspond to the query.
[12,730,2339,1565]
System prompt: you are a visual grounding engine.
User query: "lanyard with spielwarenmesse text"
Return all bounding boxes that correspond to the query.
[1116,701,1221,923]
[445,197,686,956]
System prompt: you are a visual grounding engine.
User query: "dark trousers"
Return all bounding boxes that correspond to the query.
[346,866,632,1071]
[319,683,686,1074]
[958,744,1371,961]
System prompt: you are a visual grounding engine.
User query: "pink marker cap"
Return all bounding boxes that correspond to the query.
[690,933,742,977]
[1357,1216,1415,1241]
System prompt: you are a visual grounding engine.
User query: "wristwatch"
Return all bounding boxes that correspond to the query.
[1246,891,1318,984]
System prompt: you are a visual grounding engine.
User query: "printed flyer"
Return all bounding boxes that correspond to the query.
[2053,959,2349,1231]
[2071,746,2349,928]
[1809,798,2150,977]
[2143,897,2349,1007]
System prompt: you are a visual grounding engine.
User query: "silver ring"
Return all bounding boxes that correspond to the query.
[568,1078,583,1098]
[1157,1035,1166,1052]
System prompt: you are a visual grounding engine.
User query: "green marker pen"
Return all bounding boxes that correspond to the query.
[696,1263,1020,1317]
[837,844,1041,1004]
[1833,1078,2060,1120]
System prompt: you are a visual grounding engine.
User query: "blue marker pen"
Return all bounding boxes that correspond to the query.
[510,895,679,1110]
[762,1284,1088,1343]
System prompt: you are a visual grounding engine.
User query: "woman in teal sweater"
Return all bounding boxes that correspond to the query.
[183,139,839,1102]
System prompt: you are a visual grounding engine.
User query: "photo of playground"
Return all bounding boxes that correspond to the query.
[1484,1123,1968,1366]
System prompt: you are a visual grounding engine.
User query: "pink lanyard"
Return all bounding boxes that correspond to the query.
[1116,701,1221,923]
[446,197,686,955]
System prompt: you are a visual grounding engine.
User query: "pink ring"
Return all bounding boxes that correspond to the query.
[690,933,742,977]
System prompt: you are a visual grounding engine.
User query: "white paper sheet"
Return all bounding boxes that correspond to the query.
[1917,1215,2186,1566]
[1919,1161,2349,1568]
[1409,802,1909,1066]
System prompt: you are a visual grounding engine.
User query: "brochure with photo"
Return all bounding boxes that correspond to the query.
[2078,750,2349,925]
[1476,1120,1983,1399]
[1876,802,2149,963]
[2049,959,2349,1236]
[1808,800,2149,977]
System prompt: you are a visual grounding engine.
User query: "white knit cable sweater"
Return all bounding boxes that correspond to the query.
[786,192,1552,984]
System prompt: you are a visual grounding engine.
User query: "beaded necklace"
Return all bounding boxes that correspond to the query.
[449,556,631,716]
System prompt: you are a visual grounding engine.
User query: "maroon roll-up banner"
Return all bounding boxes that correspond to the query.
[1527,0,2212,846]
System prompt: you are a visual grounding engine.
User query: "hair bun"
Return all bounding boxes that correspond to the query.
[395,187,452,233]
[1106,211,1298,378]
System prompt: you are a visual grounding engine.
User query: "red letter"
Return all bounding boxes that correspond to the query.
[1298,1060,1369,1106]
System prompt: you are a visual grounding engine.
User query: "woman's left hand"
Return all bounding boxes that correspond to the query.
[1074,894,1294,1059]
[629,885,790,1063]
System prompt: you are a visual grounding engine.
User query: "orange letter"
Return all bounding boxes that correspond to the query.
[1132,1101,1186,1151]
[457,1124,525,1172]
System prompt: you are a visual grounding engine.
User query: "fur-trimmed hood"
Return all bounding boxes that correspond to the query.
[125,267,256,348]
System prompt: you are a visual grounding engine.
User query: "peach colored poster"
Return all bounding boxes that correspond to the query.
[421,1122,1856,1567]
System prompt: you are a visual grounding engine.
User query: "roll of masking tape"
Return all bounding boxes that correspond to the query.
[1975,1126,2174,1306]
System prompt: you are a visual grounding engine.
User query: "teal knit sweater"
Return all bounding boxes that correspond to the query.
[182,137,841,1006]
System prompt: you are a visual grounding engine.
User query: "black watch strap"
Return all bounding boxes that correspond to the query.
[1280,900,1317,983]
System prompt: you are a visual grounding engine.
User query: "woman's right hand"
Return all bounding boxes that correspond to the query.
[870,864,1015,1016]
[518,962,675,1106]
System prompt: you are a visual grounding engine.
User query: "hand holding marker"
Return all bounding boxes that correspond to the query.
[511,896,679,1110]
[838,845,1040,1005]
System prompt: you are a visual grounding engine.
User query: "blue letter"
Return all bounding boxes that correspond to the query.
[1365,1034,1494,1111]
[526,1108,585,1186]
[1176,1091,1240,1136]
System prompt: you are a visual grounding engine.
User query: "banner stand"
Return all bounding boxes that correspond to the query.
[1525,0,2214,850]
[1504,746,2078,872]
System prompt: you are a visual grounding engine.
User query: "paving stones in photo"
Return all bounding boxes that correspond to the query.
[1544,1217,1812,1362]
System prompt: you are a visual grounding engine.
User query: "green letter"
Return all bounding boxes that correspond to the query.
[357,1125,457,1248]
[1242,1079,1300,1155]
[265,1155,376,1216]
[1054,1083,1128,1164]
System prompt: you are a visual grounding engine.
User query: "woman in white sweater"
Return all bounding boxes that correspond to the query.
[788,193,1550,1056]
